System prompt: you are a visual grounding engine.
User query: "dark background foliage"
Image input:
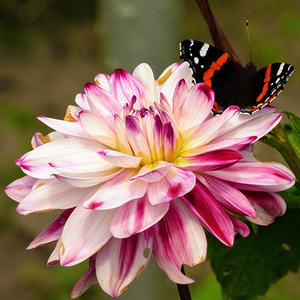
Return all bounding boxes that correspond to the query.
[1,0,300,299]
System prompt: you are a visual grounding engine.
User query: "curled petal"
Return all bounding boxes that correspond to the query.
[244,191,287,225]
[95,233,153,297]
[147,166,196,205]
[227,214,250,238]
[110,196,170,238]
[151,199,206,284]
[5,175,37,202]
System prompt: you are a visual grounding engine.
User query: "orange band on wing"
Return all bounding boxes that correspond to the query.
[203,53,230,88]
[256,65,272,102]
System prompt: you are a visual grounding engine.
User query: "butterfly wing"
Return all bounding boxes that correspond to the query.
[179,39,243,114]
[242,63,294,114]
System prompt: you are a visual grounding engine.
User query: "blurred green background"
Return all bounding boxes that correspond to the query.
[1,0,300,299]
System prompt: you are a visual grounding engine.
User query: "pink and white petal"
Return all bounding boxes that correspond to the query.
[5,175,37,202]
[97,149,142,168]
[206,161,295,190]
[114,114,133,156]
[172,79,189,120]
[183,105,239,149]
[79,111,117,148]
[70,256,98,299]
[147,166,196,205]
[75,93,91,110]
[227,214,250,238]
[183,181,234,247]
[54,171,120,188]
[60,206,115,266]
[94,73,110,90]
[37,116,90,139]
[198,174,256,218]
[131,161,174,183]
[84,178,148,210]
[125,115,151,164]
[132,63,157,101]
[151,198,206,284]
[17,137,102,179]
[95,233,153,297]
[110,196,170,238]
[109,68,145,106]
[159,62,193,104]
[47,238,61,266]
[215,112,281,142]
[27,208,74,249]
[243,191,287,225]
[175,149,242,172]
[49,150,113,174]
[177,83,214,133]
[180,136,256,157]
[16,178,94,215]
[84,83,122,115]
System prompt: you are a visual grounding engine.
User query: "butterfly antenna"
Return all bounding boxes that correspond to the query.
[246,20,253,62]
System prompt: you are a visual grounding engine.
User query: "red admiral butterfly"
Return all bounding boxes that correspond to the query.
[179,39,294,114]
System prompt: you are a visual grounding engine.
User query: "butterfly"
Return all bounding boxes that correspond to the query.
[179,39,294,114]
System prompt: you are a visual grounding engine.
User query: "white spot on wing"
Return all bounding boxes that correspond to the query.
[276,63,284,76]
[200,43,210,57]
[194,57,199,64]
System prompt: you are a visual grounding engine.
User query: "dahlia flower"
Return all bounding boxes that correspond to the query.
[5,62,295,297]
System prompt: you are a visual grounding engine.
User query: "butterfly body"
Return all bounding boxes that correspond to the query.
[179,39,294,114]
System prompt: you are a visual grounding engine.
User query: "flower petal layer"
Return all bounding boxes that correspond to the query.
[110,196,170,238]
[151,199,206,284]
[95,233,153,297]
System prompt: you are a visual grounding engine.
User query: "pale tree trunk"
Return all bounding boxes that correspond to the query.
[97,0,181,76]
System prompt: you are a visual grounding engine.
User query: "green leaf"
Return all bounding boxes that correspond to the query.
[208,208,300,300]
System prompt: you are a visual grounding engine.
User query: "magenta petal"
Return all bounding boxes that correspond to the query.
[243,191,287,225]
[207,161,295,191]
[110,68,145,105]
[177,149,242,172]
[110,196,169,238]
[227,214,250,238]
[27,209,74,249]
[183,181,234,247]
[84,82,122,115]
[199,175,256,218]
[151,199,206,284]
[60,207,114,266]
[95,233,153,297]
[147,166,196,205]
[70,256,98,299]
[5,175,37,202]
